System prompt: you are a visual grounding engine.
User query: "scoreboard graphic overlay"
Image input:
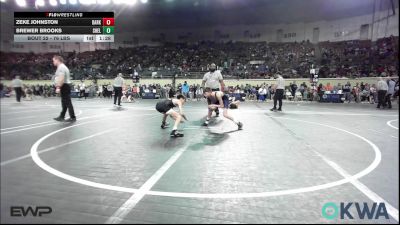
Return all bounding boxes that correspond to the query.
[14,12,114,43]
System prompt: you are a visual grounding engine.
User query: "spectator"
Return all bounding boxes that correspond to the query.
[317,83,325,101]
[196,87,204,101]
[343,81,352,103]
[369,84,377,104]
[385,78,396,109]
[168,86,175,98]
[0,82,4,98]
[133,84,140,99]
[193,84,198,100]
[248,87,257,101]
[102,84,107,98]
[258,85,267,102]
[1,36,398,80]
[267,85,273,100]
[298,83,305,97]
[163,85,170,99]
[182,81,190,98]
[394,80,399,100]
[24,85,33,101]
[11,75,23,102]
[107,83,113,98]
[79,80,86,100]
[290,82,298,97]
[353,83,361,103]
[325,82,333,92]
[303,87,310,101]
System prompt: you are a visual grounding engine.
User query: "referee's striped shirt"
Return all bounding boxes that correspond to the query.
[114,76,124,87]
[276,76,285,90]
[12,79,23,88]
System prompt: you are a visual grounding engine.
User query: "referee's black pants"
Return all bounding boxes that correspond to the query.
[384,93,392,109]
[79,89,85,99]
[377,90,387,108]
[14,87,22,102]
[273,89,284,110]
[59,83,76,119]
[114,87,122,106]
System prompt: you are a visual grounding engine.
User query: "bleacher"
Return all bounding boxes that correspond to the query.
[0,36,398,81]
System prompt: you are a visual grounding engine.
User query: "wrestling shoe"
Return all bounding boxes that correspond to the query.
[170,130,184,137]
[161,122,170,129]
[237,122,243,130]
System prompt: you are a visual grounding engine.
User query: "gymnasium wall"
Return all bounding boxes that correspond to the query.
[125,7,399,44]
[1,7,398,53]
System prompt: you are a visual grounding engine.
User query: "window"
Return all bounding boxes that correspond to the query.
[12,44,24,49]
[177,35,187,40]
[283,33,295,38]
[49,45,61,49]
[221,33,230,39]
[334,31,342,37]
[133,37,139,45]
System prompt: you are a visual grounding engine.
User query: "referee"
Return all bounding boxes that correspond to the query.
[202,63,225,116]
[11,75,23,102]
[53,55,76,122]
[376,77,388,109]
[270,72,285,111]
[113,73,125,107]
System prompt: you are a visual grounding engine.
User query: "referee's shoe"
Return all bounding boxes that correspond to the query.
[270,108,282,112]
[54,117,76,122]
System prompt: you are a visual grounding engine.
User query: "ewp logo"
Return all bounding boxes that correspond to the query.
[10,206,52,217]
[322,202,389,220]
